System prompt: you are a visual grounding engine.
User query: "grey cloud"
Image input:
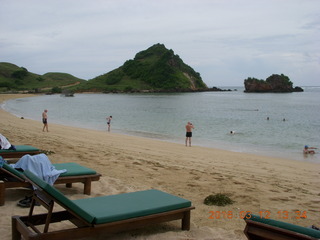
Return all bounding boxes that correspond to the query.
[0,0,319,86]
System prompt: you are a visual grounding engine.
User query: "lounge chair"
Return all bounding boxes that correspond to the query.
[243,213,320,240]
[12,170,195,240]
[0,162,101,205]
[0,145,41,159]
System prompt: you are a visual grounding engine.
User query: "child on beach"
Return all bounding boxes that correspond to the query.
[106,116,112,132]
[42,109,48,132]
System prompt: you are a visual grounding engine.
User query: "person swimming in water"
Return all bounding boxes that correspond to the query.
[303,145,317,154]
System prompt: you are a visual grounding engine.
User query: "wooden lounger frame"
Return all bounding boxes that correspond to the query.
[0,166,101,205]
[0,151,40,159]
[244,217,320,240]
[0,147,41,159]
[11,181,195,240]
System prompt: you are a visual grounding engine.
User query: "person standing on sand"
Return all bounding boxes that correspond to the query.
[42,109,48,132]
[185,122,194,147]
[106,116,112,132]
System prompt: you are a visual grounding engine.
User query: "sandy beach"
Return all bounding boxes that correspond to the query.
[1,94,319,240]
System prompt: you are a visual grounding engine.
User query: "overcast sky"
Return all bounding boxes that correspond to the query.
[1,0,319,87]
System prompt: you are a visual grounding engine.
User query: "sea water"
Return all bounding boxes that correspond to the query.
[2,86,320,163]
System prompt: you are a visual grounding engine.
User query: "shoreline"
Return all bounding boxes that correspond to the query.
[1,94,319,239]
[3,93,317,164]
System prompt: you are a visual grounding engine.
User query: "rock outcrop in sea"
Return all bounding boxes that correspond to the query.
[244,74,303,93]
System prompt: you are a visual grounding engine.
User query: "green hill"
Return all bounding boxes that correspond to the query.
[75,43,208,92]
[0,62,85,92]
[1,44,211,93]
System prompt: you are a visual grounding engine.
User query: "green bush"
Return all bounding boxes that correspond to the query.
[105,71,124,85]
[204,193,234,206]
[51,86,62,93]
[11,69,28,79]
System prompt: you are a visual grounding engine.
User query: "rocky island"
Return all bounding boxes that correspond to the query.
[244,74,303,93]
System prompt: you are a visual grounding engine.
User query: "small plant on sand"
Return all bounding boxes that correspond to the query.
[40,149,55,155]
[204,193,234,206]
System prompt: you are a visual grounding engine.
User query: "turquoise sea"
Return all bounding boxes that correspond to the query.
[2,86,320,163]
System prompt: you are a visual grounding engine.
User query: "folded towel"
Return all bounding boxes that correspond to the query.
[10,153,67,185]
[0,134,12,149]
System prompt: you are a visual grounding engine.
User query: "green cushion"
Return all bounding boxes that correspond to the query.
[24,170,95,223]
[2,163,25,179]
[0,145,39,153]
[248,214,320,238]
[1,162,97,181]
[73,189,192,224]
[53,163,97,176]
[24,170,192,226]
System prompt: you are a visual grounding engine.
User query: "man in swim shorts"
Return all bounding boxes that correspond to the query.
[185,122,194,147]
[42,109,48,132]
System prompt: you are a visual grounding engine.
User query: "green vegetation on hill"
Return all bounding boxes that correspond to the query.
[75,43,208,92]
[1,43,210,93]
[0,62,85,93]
